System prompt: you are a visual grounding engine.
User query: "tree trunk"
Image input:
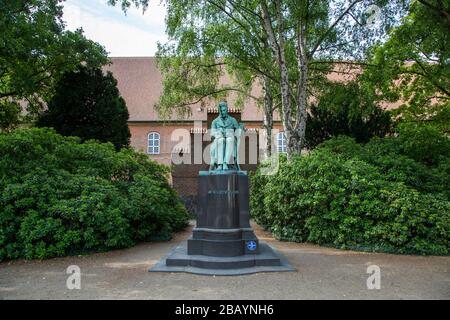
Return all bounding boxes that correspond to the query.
[262,75,273,157]
[295,64,308,154]
[261,0,296,160]
[294,20,309,155]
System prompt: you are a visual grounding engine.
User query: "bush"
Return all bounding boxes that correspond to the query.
[251,126,449,255]
[0,128,189,260]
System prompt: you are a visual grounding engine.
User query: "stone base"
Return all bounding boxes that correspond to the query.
[149,241,296,276]
[150,171,295,275]
[188,227,259,256]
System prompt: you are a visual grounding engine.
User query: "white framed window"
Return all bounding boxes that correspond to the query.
[147,132,160,155]
[277,132,287,153]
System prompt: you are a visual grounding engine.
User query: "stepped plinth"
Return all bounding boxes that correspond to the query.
[150,171,295,275]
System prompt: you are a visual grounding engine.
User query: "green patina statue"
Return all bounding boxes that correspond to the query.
[209,101,244,171]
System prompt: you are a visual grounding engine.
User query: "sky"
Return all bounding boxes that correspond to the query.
[63,0,168,57]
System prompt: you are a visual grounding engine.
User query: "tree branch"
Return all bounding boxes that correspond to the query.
[206,0,266,47]
[174,86,260,109]
[417,0,450,27]
[309,0,362,58]
[414,59,450,97]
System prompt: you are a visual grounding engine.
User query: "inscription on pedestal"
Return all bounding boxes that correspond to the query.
[188,171,258,257]
[208,190,239,195]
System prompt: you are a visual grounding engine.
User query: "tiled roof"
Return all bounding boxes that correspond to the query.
[104,57,270,122]
[105,57,400,122]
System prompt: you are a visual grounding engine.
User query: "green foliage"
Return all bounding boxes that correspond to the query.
[154,0,266,119]
[362,0,450,133]
[0,0,108,131]
[155,54,226,119]
[305,81,392,149]
[37,67,131,150]
[393,123,450,166]
[107,0,150,12]
[0,101,21,132]
[251,127,449,255]
[0,128,189,260]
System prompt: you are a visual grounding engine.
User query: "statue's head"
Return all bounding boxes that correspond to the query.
[218,101,228,117]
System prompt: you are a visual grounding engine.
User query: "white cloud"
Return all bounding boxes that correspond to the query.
[63,0,168,56]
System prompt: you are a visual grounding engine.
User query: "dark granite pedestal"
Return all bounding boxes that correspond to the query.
[150,171,295,275]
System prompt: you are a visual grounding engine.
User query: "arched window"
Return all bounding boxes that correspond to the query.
[147,132,160,154]
[277,132,287,153]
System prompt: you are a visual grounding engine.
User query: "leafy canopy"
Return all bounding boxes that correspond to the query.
[0,0,108,131]
[362,0,450,133]
[109,0,408,159]
[152,0,409,118]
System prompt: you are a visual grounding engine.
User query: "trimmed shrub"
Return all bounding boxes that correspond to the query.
[251,127,449,255]
[0,128,189,260]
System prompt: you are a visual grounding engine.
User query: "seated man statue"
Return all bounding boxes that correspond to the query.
[209,101,244,171]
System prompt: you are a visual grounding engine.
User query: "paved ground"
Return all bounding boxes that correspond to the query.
[0,221,449,300]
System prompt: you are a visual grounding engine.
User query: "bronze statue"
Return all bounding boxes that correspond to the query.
[209,101,244,171]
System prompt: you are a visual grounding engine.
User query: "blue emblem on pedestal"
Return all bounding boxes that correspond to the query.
[246,241,257,251]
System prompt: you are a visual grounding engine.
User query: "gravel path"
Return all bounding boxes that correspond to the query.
[0,222,448,299]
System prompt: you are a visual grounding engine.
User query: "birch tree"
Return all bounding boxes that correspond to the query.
[111,0,408,158]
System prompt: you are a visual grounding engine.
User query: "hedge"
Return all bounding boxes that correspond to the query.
[0,128,189,260]
[250,126,449,255]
